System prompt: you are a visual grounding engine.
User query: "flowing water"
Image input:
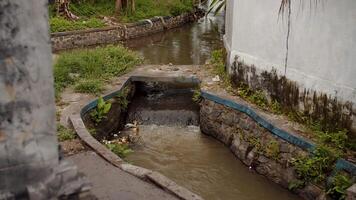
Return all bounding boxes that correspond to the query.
[126,125,301,200]
[123,10,224,65]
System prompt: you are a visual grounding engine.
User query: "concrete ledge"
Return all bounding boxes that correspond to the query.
[51,9,204,51]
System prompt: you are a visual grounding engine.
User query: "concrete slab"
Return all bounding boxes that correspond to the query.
[68,151,179,200]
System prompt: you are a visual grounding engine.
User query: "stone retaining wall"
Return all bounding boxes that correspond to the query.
[51,9,204,51]
[200,98,355,200]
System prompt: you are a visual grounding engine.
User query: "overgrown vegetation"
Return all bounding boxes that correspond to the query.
[105,143,133,158]
[57,124,76,142]
[327,172,353,200]
[54,45,142,100]
[49,0,194,32]
[90,97,112,124]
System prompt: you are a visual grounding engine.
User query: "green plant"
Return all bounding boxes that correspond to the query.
[115,89,130,109]
[247,90,268,108]
[292,145,340,184]
[270,100,283,114]
[90,97,112,123]
[317,130,348,150]
[57,124,76,142]
[327,172,352,200]
[288,180,305,191]
[192,88,202,103]
[74,79,104,95]
[50,17,106,32]
[105,143,133,158]
[88,128,97,137]
[265,140,280,160]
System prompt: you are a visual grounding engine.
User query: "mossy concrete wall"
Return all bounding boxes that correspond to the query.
[224,0,356,137]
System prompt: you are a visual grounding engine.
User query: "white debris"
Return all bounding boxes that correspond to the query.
[212,75,220,82]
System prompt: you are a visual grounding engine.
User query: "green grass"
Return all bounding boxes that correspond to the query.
[49,0,194,32]
[50,17,106,33]
[74,79,104,95]
[54,45,143,100]
[57,124,76,142]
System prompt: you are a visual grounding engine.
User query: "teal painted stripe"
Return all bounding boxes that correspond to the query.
[201,91,356,175]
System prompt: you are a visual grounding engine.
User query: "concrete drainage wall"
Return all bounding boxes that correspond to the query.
[71,76,356,200]
[51,9,205,51]
[200,91,356,200]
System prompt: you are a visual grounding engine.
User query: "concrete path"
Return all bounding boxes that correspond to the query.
[68,151,179,200]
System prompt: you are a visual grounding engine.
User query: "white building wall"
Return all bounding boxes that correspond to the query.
[224,0,356,104]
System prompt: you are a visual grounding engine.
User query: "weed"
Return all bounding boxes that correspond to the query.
[192,88,202,103]
[265,140,280,160]
[271,100,283,114]
[57,124,76,142]
[288,180,305,191]
[105,143,133,158]
[90,96,112,124]
[316,130,348,150]
[327,172,352,200]
[74,79,104,95]
[292,145,341,184]
[54,45,142,99]
[115,89,130,109]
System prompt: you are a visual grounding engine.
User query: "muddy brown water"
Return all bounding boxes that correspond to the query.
[123,10,224,65]
[122,82,300,200]
[126,125,301,200]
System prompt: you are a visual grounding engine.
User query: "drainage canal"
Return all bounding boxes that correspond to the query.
[123,5,224,65]
[83,78,301,200]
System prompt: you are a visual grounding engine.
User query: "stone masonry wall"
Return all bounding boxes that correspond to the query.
[200,99,328,200]
[51,9,204,51]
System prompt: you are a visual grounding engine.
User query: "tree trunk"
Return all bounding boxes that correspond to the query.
[56,0,79,20]
[115,0,122,15]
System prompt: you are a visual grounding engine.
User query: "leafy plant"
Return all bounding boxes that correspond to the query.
[105,143,133,158]
[57,124,76,142]
[292,145,340,184]
[115,89,130,109]
[327,172,352,200]
[90,97,112,124]
[192,88,202,103]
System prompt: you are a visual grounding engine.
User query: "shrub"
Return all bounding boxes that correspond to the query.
[327,172,352,200]
[292,145,341,184]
